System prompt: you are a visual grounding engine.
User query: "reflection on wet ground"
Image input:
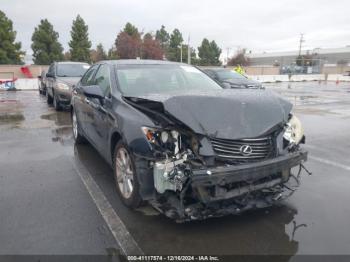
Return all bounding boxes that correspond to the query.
[1,85,350,256]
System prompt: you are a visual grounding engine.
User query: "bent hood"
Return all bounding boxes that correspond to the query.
[125,89,292,139]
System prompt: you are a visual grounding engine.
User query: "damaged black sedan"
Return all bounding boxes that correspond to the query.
[71,60,308,222]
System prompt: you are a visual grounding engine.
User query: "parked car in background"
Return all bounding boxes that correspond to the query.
[46,61,90,110]
[203,68,263,89]
[71,60,307,222]
[38,70,47,95]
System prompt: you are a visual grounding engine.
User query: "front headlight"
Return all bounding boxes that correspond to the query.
[56,82,70,90]
[283,115,304,145]
[141,127,181,155]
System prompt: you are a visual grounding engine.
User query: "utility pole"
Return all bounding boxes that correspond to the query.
[180,44,183,63]
[297,33,305,68]
[298,33,305,56]
[187,35,191,65]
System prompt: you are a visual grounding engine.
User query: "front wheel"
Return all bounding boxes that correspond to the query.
[72,109,86,144]
[113,141,142,208]
[53,92,61,111]
[46,89,53,104]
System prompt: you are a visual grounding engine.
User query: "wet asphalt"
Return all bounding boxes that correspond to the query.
[0,82,350,258]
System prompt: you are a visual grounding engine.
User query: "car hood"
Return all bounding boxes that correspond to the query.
[57,77,81,87]
[223,78,261,87]
[124,89,292,139]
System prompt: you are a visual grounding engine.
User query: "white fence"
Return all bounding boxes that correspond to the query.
[251,74,349,83]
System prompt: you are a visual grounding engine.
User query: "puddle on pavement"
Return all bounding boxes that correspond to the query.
[41,111,71,126]
[51,126,74,146]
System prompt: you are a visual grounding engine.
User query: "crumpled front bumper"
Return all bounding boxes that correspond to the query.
[154,149,308,222]
[191,150,308,191]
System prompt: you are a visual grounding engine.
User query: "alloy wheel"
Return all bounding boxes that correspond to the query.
[115,148,134,199]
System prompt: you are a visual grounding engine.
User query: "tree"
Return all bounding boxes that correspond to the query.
[63,51,71,61]
[115,23,142,59]
[107,46,118,60]
[167,29,183,62]
[123,22,139,37]
[155,25,170,51]
[142,33,164,60]
[31,19,63,65]
[0,10,24,64]
[198,38,222,66]
[69,15,91,63]
[90,43,107,63]
[227,48,250,66]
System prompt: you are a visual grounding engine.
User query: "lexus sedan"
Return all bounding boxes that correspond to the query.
[71,60,308,222]
[203,68,263,89]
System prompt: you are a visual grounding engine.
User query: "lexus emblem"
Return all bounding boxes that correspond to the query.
[240,145,253,156]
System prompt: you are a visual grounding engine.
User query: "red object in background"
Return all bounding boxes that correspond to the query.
[20,66,33,78]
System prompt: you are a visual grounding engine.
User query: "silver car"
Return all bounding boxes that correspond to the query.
[46,61,90,110]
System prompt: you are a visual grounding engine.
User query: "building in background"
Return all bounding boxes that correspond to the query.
[247,46,350,74]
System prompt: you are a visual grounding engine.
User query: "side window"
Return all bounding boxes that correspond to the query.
[94,64,111,97]
[48,64,54,75]
[81,65,98,86]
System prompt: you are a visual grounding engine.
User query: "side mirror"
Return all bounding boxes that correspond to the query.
[82,85,104,99]
[221,82,231,89]
[46,73,54,78]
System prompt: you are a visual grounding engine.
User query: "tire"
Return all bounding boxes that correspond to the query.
[46,89,53,104]
[72,109,86,144]
[53,92,61,111]
[113,141,142,208]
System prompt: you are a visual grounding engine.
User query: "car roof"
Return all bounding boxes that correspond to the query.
[99,59,184,66]
[55,61,89,65]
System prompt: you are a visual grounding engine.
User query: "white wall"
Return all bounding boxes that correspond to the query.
[0,79,39,90]
[15,79,39,90]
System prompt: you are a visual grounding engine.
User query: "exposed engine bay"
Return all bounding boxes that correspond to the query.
[124,93,310,222]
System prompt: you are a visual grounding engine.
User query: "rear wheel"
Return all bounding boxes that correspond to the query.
[113,141,142,208]
[72,109,85,144]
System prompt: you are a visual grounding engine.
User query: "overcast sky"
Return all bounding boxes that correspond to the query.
[2,0,350,58]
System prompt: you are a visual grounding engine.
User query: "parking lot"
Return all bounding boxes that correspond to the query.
[1,82,350,258]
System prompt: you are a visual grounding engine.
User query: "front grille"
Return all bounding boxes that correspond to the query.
[210,136,275,164]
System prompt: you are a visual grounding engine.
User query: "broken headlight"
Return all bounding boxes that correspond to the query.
[141,127,180,155]
[283,115,304,145]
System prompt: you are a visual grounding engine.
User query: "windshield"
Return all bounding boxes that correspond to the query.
[56,64,90,77]
[216,70,247,81]
[116,64,222,96]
